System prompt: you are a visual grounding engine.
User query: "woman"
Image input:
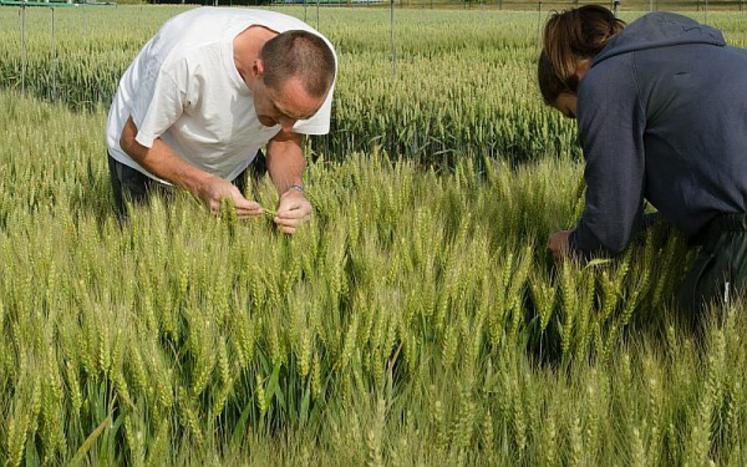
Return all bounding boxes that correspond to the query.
[540,6,747,316]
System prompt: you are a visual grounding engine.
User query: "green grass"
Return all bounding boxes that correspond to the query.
[0,6,746,465]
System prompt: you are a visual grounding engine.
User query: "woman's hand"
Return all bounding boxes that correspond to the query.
[548,230,573,263]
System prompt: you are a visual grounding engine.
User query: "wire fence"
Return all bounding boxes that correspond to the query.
[1,0,742,109]
[258,0,744,11]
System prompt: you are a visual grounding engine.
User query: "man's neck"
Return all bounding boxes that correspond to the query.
[233,25,278,92]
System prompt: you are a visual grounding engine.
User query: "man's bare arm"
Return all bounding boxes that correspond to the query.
[266,129,305,194]
[266,129,312,234]
[119,116,261,216]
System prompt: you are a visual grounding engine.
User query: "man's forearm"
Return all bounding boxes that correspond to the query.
[120,116,213,194]
[266,132,305,194]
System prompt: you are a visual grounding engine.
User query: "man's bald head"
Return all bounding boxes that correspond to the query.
[260,30,336,99]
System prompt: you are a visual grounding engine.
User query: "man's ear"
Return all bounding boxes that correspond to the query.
[252,59,265,79]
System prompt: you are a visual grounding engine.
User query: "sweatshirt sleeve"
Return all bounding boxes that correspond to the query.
[569,59,647,258]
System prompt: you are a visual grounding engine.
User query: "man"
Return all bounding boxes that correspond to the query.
[538,7,747,316]
[106,7,336,235]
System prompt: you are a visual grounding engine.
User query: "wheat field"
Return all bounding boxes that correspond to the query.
[1,6,747,466]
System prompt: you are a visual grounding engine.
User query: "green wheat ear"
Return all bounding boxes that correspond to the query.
[263,206,278,218]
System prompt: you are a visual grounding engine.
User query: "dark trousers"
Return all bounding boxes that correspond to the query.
[677,213,747,323]
[107,151,266,218]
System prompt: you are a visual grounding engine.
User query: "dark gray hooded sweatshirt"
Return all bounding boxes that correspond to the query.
[569,12,747,257]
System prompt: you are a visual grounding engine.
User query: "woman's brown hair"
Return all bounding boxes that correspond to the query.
[538,5,625,105]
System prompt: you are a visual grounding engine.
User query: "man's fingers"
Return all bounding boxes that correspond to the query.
[274,212,310,227]
[231,195,260,211]
[235,203,263,214]
[209,195,262,218]
[276,203,304,216]
[276,209,309,220]
[277,202,311,218]
[274,216,302,228]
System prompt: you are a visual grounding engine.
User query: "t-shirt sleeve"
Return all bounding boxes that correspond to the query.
[130,59,186,149]
[291,82,334,136]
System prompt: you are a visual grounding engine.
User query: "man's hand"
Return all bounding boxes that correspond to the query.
[197,175,263,219]
[548,230,573,263]
[274,190,312,235]
[120,117,262,219]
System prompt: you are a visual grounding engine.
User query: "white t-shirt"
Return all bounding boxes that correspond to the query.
[105,7,336,183]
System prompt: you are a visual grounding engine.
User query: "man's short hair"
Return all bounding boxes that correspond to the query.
[260,30,336,98]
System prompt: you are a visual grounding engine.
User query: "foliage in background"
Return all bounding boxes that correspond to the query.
[2,8,582,162]
[2,8,743,162]
[1,7,747,465]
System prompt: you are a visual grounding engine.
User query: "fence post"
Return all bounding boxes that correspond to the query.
[704,0,708,24]
[19,6,26,94]
[390,0,396,78]
[536,0,542,51]
[51,7,57,100]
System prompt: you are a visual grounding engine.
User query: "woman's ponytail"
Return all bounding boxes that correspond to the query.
[538,5,625,105]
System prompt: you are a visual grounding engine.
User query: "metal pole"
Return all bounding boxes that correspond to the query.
[704,0,708,24]
[304,0,307,22]
[316,0,320,30]
[51,7,56,100]
[536,0,542,53]
[390,0,396,78]
[613,0,620,17]
[19,6,26,94]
